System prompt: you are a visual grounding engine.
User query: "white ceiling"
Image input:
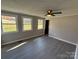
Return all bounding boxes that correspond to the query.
[1,0,78,18]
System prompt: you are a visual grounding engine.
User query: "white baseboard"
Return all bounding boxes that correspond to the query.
[74,45,78,59]
[2,34,44,45]
[2,34,77,46]
[49,35,77,46]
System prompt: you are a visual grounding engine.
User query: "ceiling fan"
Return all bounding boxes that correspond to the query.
[45,9,62,16]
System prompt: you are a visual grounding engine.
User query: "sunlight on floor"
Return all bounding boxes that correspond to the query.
[7,42,27,52]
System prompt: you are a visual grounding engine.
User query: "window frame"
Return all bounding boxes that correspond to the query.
[37,19,44,30]
[1,13,18,34]
[22,16,33,31]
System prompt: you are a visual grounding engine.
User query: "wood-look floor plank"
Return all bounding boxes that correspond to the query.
[2,36,76,59]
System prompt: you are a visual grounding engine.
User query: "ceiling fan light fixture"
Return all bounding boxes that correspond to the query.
[46,14,52,17]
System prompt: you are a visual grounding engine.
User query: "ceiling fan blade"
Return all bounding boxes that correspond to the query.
[51,13,55,16]
[52,12,62,14]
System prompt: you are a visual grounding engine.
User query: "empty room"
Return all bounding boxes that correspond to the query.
[1,0,78,59]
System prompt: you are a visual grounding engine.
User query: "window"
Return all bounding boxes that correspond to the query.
[23,17,32,31]
[1,15,17,32]
[38,19,43,29]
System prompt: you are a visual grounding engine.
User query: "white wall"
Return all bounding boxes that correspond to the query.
[49,15,78,44]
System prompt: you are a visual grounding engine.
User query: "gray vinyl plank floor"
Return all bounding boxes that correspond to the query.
[1,36,76,59]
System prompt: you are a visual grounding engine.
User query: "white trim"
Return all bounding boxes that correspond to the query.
[2,34,44,45]
[74,45,78,59]
[49,35,77,45]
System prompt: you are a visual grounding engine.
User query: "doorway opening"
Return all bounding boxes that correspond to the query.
[45,20,49,35]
